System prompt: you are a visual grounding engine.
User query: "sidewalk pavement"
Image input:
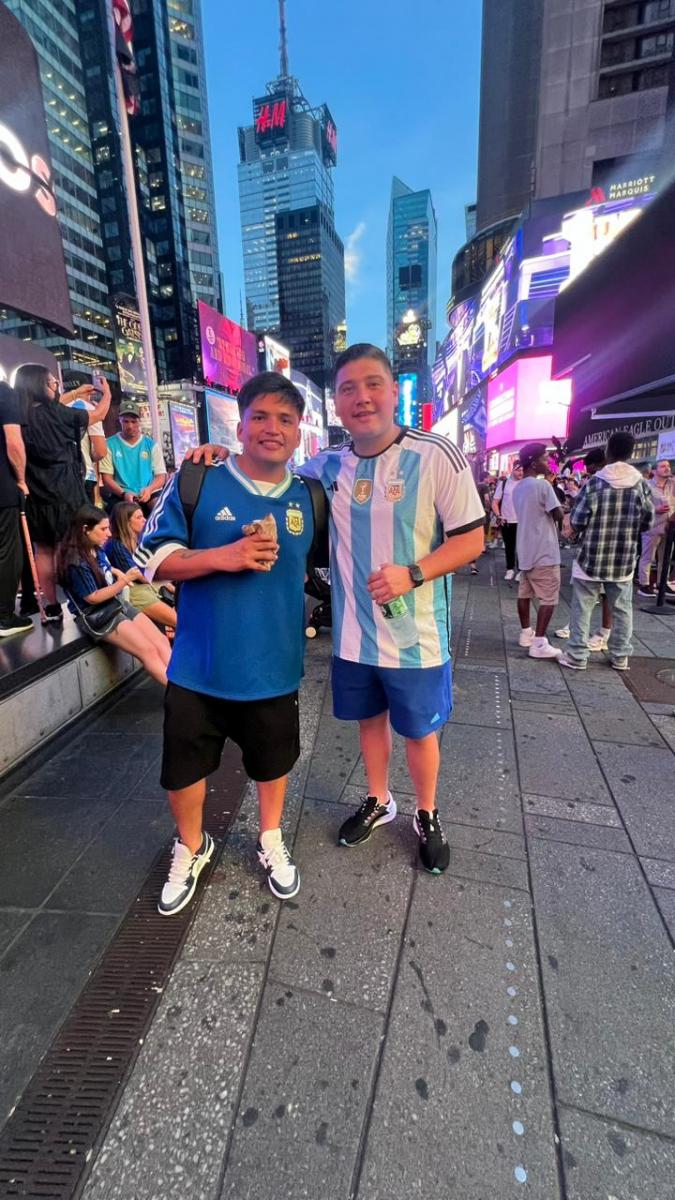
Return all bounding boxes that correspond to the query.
[77,552,675,1200]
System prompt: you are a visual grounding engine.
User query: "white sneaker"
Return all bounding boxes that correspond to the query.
[610,656,629,671]
[504,569,515,581]
[518,627,535,647]
[588,631,609,652]
[558,653,586,670]
[158,832,214,916]
[257,828,300,900]
[515,571,522,582]
[555,626,570,639]
[529,638,562,659]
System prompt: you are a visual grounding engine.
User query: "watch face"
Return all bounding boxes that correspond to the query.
[409,564,424,587]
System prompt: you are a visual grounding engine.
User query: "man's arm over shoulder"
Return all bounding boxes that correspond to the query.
[134,475,189,580]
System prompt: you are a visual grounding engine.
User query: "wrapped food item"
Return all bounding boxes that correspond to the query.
[242,512,277,569]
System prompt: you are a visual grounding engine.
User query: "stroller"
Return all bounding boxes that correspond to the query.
[304,568,332,638]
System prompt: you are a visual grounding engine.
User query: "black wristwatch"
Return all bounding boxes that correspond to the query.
[408,563,425,588]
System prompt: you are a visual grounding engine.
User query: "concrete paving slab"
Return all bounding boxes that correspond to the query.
[0,909,30,957]
[7,731,163,801]
[305,710,361,804]
[446,823,526,860]
[506,657,570,696]
[653,887,675,939]
[529,839,675,1137]
[0,792,123,907]
[83,962,263,1200]
[448,846,530,892]
[438,723,524,834]
[220,984,383,1200]
[639,857,675,890]
[571,699,665,747]
[648,715,675,750]
[522,793,620,822]
[558,1105,675,1200]
[98,678,165,733]
[182,830,276,965]
[595,743,675,862]
[524,813,632,854]
[450,666,511,728]
[513,711,613,804]
[269,798,412,1011]
[0,910,118,1125]
[358,877,560,1200]
[48,798,173,913]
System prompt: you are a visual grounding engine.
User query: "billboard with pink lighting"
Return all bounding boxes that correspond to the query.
[486,356,571,450]
[198,301,257,393]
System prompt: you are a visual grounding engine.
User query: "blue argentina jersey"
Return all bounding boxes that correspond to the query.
[136,459,314,701]
[302,428,484,669]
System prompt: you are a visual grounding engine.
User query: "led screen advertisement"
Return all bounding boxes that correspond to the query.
[0,3,73,333]
[397,373,418,428]
[198,302,258,393]
[264,335,291,378]
[486,356,571,450]
[434,190,655,413]
[168,401,200,466]
[113,297,147,395]
[205,388,241,453]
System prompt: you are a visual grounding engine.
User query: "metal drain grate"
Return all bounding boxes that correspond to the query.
[0,744,247,1199]
[622,656,675,705]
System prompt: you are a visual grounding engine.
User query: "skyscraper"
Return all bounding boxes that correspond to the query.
[386,177,438,397]
[237,1,345,388]
[477,0,675,231]
[276,204,345,391]
[2,0,223,384]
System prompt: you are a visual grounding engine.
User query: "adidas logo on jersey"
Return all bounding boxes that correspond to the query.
[215,506,236,521]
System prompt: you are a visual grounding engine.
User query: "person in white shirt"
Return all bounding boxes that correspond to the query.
[492,463,523,580]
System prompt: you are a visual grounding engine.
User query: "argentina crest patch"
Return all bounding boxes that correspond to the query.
[286,501,304,535]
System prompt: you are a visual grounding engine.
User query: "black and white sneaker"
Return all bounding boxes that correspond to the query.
[0,614,33,638]
[158,831,214,916]
[338,793,397,847]
[256,829,300,899]
[414,809,450,875]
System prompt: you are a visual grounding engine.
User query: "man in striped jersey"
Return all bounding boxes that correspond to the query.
[302,344,485,873]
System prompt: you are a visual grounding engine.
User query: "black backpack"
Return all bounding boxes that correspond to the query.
[177,459,329,572]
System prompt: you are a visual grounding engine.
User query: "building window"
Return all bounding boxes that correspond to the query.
[644,0,675,19]
[599,70,637,96]
[639,31,674,56]
[600,37,636,66]
[636,62,670,86]
[602,4,640,33]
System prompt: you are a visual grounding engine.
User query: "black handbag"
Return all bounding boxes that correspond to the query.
[69,593,124,637]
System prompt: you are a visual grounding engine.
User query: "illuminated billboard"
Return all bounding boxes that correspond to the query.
[0,4,73,333]
[398,373,418,428]
[486,356,571,450]
[264,335,291,378]
[434,189,654,412]
[205,388,241,453]
[168,401,200,466]
[321,105,338,166]
[113,297,147,396]
[253,92,289,147]
[198,302,257,393]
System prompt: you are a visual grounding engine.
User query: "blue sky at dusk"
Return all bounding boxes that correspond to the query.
[201,0,483,347]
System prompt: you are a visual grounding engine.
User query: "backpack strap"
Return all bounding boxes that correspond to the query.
[178,459,208,542]
[301,475,329,571]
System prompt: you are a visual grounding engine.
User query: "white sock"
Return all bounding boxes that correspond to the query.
[533,636,547,645]
[601,627,611,637]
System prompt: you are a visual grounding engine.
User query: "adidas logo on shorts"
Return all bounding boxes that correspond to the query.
[215,506,236,521]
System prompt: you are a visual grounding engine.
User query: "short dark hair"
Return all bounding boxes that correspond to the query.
[583,447,606,470]
[606,431,635,462]
[333,343,393,385]
[237,371,304,419]
[518,441,547,472]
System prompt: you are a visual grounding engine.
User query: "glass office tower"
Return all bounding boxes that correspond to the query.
[386,177,438,398]
[238,74,342,351]
[276,202,345,391]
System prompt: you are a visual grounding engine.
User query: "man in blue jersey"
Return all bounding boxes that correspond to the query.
[101,401,166,513]
[192,345,485,874]
[136,373,314,914]
[302,345,485,873]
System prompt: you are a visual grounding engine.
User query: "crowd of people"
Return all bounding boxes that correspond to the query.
[1,346,674,916]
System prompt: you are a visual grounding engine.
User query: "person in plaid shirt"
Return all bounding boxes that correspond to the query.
[559,431,654,672]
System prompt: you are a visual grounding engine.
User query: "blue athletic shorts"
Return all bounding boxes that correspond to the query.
[331,656,453,740]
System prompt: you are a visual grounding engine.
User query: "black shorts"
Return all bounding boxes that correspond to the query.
[161,682,300,790]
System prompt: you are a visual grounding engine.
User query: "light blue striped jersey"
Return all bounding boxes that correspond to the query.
[301,428,484,668]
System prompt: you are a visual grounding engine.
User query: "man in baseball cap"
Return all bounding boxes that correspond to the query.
[101,401,166,512]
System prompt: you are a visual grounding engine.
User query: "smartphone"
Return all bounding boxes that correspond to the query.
[92,371,105,390]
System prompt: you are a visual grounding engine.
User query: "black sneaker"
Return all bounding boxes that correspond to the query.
[0,614,33,638]
[44,603,63,622]
[338,793,397,846]
[414,809,450,875]
[637,584,655,598]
